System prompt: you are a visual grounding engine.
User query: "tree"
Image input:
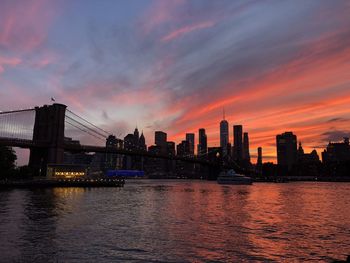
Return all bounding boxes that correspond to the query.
[0,146,17,177]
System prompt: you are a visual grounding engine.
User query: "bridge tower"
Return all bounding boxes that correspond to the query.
[29,104,67,176]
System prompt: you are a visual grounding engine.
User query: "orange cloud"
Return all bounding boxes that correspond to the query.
[166,30,350,162]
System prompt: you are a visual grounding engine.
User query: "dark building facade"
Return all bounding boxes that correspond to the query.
[243,132,250,162]
[155,131,167,147]
[220,120,229,156]
[198,128,207,157]
[322,137,350,163]
[321,137,350,177]
[186,133,195,156]
[155,131,167,154]
[276,131,297,172]
[104,135,123,171]
[177,140,190,157]
[233,125,243,161]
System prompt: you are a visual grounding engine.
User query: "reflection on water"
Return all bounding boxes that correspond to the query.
[0,181,349,262]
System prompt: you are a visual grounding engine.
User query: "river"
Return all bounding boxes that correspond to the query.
[0,180,349,262]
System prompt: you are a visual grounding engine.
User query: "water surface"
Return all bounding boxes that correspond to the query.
[0,180,349,262]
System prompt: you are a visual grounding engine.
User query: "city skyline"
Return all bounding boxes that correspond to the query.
[1,0,350,163]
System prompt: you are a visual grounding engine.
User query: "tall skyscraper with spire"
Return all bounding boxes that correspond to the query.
[220,109,229,156]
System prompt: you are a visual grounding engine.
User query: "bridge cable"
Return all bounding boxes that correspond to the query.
[65,115,107,139]
[66,109,111,135]
[65,120,105,142]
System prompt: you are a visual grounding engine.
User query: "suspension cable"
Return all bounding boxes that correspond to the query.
[65,120,105,142]
[66,109,111,135]
[65,115,107,139]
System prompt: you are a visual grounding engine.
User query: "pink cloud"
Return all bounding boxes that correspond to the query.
[0,0,60,52]
[161,21,215,42]
[141,0,185,34]
[0,56,22,73]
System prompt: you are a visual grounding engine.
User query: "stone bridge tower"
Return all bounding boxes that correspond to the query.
[29,103,67,176]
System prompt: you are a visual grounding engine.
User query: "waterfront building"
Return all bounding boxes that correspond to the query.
[186,133,195,156]
[233,125,243,161]
[198,128,207,156]
[276,131,297,172]
[220,119,229,156]
[47,164,87,179]
[294,142,321,177]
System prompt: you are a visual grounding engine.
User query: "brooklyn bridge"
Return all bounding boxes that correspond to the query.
[0,103,242,178]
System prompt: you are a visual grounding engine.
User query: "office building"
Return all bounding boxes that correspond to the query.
[243,132,250,162]
[233,125,243,161]
[220,119,229,156]
[198,128,207,156]
[276,131,297,171]
[186,133,195,156]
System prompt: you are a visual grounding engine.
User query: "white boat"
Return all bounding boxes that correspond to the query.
[217,169,253,185]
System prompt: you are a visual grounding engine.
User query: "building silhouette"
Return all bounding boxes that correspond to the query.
[257,147,262,165]
[256,147,263,175]
[276,131,297,172]
[243,132,250,162]
[155,131,167,154]
[104,135,123,171]
[186,133,195,156]
[233,125,243,161]
[322,137,350,163]
[322,137,350,177]
[155,131,167,146]
[167,141,176,156]
[177,140,190,157]
[198,128,207,157]
[220,119,229,157]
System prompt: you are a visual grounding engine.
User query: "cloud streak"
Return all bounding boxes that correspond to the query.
[161,21,215,42]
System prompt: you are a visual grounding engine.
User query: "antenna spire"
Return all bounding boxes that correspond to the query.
[223,107,225,120]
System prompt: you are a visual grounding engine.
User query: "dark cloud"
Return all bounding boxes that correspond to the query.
[327,118,348,123]
[322,130,350,142]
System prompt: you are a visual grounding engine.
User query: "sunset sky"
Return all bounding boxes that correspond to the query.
[1,0,350,163]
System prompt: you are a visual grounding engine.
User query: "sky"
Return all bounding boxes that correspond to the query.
[0,0,350,164]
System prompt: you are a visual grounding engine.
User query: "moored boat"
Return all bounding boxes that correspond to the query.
[217,169,253,185]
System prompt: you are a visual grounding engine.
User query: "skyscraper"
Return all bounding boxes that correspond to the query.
[276,131,297,171]
[177,140,190,156]
[220,119,229,156]
[133,127,139,141]
[155,131,167,146]
[233,125,243,161]
[257,147,262,166]
[186,133,195,156]
[198,128,207,156]
[243,132,250,162]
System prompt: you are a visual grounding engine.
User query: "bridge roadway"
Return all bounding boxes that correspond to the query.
[0,137,214,166]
